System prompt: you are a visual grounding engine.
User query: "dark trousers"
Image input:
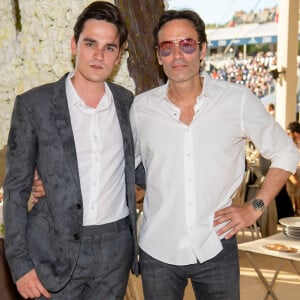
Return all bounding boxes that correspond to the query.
[140,236,240,300]
[38,217,133,300]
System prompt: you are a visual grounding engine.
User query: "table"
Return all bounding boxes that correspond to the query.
[238,232,300,300]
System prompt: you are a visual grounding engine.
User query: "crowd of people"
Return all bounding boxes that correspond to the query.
[208,51,276,99]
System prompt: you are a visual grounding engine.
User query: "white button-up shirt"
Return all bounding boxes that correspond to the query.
[130,72,299,265]
[66,73,128,226]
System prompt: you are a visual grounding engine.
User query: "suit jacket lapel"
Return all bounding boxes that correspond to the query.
[108,83,134,160]
[51,74,81,188]
[108,83,135,202]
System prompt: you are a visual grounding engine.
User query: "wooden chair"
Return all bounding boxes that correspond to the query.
[124,274,143,300]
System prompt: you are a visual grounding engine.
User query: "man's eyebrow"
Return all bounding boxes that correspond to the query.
[83,37,118,48]
[83,37,97,43]
[105,43,118,48]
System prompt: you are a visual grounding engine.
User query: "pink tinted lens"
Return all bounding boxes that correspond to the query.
[179,39,197,54]
[159,41,175,57]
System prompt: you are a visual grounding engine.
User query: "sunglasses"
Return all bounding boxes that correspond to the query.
[157,38,200,57]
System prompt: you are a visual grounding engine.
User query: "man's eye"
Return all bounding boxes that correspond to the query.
[161,43,173,50]
[182,42,193,48]
[104,46,115,52]
[86,42,95,47]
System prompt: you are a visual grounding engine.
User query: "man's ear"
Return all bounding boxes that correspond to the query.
[114,49,122,65]
[200,42,207,60]
[157,51,163,65]
[71,37,77,56]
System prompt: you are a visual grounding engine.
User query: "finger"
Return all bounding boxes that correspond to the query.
[36,282,51,298]
[216,220,237,236]
[32,190,44,198]
[33,169,39,179]
[18,289,30,299]
[214,208,234,219]
[32,180,46,197]
[32,180,43,189]
[224,226,238,240]
[27,285,42,299]
[30,196,38,204]
[25,274,50,299]
[18,285,38,299]
[214,214,231,227]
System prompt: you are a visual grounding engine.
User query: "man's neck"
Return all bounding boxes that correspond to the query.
[167,76,203,125]
[71,75,106,108]
[168,76,203,107]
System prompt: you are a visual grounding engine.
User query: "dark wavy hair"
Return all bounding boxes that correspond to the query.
[153,9,207,51]
[73,1,128,48]
[287,121,300,134]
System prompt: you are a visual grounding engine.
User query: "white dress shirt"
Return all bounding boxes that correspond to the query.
[130,72,299,265]
[66,73,128,226]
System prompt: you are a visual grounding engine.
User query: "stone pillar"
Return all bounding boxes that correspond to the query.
[275,0,299,128]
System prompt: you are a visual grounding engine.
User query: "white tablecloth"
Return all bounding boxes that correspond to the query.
[238,232,300,262]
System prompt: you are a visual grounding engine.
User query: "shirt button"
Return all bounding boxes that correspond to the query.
[73,234,80,240]
[76,204,81,209]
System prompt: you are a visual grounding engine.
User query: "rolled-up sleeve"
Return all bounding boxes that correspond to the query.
[242,88,299,174]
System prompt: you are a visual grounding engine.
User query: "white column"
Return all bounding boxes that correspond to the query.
[275,0,299,128]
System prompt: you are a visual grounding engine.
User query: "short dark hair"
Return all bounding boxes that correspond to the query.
[73,1,128,48]
[153,10,207,50]
[287,121,300,133]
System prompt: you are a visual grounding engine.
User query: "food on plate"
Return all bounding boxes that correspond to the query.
[263,243,298,253]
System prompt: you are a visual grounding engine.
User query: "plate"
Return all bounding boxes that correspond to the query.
[262,243,299,254]
[279,217,300,228]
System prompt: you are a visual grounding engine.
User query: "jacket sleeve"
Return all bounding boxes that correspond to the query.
[3,94,36,282]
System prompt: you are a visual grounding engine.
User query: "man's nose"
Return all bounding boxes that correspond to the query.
[172,44,184,58]
[93,48,105,60]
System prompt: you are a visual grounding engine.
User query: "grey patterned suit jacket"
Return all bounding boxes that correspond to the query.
[3,73,138,292]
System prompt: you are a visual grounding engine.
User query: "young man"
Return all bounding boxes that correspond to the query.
[130,10,299,299]
[4,2,137,299]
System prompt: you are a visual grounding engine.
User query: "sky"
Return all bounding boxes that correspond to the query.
[167,0,279,25]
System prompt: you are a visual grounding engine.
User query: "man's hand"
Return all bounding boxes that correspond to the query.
[16,269,51,299]
[214,203,262,239]
[31,169,46,205]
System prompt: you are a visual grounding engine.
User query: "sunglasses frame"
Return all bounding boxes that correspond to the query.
[156,38,201,57]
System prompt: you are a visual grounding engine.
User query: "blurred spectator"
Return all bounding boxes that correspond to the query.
[286,121,300,215]
[266,103,275,117]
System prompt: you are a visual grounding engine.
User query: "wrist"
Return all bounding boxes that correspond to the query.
[250,198,265,212]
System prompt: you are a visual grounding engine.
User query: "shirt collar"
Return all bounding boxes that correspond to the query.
[66,71,113,112]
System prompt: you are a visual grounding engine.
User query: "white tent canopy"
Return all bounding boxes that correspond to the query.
[206,22,300,48]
